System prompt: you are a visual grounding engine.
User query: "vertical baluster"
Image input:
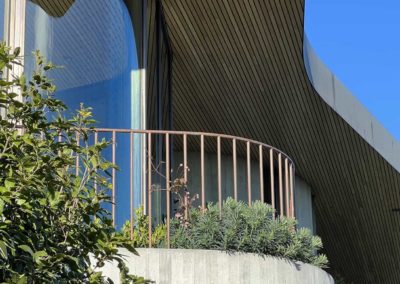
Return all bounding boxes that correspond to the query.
[147,133,152,247]
[76,132,80,176]
[165,134,170,248]
[285,158,289,217]
[217,136,222,216]
[183,133,188,221]
[200,135,205,211]
[130,131,134,240]
[232,139,237,201]
[270,149,275,218]
[94,131,98,193]
[259,145,264,202]
[290,164,295,218]
[278,153,283,217]
[142,133,146,213]
[112,131,116,227]
[183,134,188,182]
[247,141,252,206]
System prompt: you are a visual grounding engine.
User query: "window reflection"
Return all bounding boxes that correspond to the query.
[24,0,142,227]
[29,0,75,17]
[25,0,140,129]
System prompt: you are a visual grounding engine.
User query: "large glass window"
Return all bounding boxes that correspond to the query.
[24,0,140,130]
[24,0,143,227]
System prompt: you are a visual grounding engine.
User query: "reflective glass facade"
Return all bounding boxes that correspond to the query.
[0,0,144,227]
[24,0,140,130]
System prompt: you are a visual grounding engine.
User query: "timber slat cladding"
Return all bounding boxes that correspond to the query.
[159,0,400,282]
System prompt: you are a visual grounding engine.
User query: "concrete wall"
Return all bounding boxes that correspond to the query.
[101,248,334,284]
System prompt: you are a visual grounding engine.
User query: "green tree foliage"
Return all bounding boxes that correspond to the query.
[120,206,166,248]
[0,44,148,283]
[169,198,328,268]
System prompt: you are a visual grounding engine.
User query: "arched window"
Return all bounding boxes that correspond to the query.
[22,0,144,227]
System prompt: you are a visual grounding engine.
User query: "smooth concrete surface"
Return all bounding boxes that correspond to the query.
[294,176,315,234]
[304,36,400,172]
[100,248,334,284]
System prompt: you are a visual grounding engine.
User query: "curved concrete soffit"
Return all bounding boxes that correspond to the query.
[303,35,400,172]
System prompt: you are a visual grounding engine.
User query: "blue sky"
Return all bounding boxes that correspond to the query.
[305,0,400,140]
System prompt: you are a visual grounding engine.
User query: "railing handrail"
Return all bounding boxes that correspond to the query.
[42,126,296,247]
[92,128,295,166]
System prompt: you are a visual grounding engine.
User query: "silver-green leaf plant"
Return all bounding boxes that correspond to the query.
[169,198,329,268]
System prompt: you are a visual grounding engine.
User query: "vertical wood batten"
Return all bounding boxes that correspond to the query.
[278,153,283,217]
[247,141,252,206]
[200,135,205,210]
[147,133,152,247]
[112,131,116,227]
[165,134,170,248]
[233,139,238,201]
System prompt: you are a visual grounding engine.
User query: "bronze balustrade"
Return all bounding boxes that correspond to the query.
[79,128,296,248]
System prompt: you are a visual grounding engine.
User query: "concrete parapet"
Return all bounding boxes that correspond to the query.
[101,248,334,284]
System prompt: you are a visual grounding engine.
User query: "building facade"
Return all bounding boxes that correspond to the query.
[1,1,399,283]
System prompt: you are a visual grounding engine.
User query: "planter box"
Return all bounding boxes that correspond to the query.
[101,248,334,284]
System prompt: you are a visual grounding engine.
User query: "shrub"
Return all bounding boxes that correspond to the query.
[120,206,167,248]
[0,44,148,283]
[126,198,328,268]
[169,198,328,268]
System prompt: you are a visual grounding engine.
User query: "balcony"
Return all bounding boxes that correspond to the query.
[88,128,295,246]
[86,129,334,284]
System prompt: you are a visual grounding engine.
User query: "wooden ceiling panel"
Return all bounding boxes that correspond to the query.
[161,0,400,282]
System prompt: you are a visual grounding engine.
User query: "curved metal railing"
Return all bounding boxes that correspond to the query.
[89,129,295,247]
